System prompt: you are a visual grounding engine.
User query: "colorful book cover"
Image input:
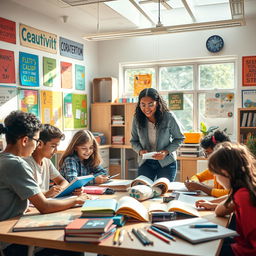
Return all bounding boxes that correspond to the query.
[0,49,16,83]
[75,64,85,90]
[43,57,56,87]
[61,61,72,89]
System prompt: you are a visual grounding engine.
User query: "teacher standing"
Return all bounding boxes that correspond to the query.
[130,88,184,182]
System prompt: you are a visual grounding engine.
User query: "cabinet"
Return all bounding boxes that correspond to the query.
[91,103,137,179]
[238,108,256,143]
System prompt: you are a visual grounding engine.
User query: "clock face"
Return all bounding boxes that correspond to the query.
[206,35,224,53]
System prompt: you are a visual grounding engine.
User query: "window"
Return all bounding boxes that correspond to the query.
[122,58,236,134]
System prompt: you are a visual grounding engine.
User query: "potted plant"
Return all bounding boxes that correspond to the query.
[246,133,256,157]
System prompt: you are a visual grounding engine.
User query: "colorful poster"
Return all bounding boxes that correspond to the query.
[0,17,16,44]
[134,74,152,96]
[242,56,256,86]
[63,93,87,129]
[18,89,39,117]
[19,24,57,54]
[75,64,85,90]
[59,37,83,60]
[40,90,63,129]
[19,52,39,87]
[61,61,72,89]
[43,57,56,87]
[205,92,234,118]
[169,93,183,110]
[0,49,16,83]
[242,90,256,108]
[0,86,17,122]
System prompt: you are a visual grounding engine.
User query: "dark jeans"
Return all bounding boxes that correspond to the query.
[3,244,84,256]
[138,159,177,182]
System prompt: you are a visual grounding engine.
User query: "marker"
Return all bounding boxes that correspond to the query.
[151,226,176,241]
[132,228,147,246]
[113,228,120,245]
[189,224,218,228]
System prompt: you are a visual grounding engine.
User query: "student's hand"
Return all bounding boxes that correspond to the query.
[195,199,218,210]
[45,185,63,198]
[95,175,109,184]
[75,193,92,205]
[72,187,83,196]
[184,180,202,191]
[139,150,148,156]
[152,150,168,160]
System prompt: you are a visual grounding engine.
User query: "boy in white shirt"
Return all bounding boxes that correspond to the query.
[24,124,69,198]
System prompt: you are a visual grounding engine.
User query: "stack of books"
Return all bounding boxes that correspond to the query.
[64,218,116,243]
[112,135,124,145]
[177,143,203,157]
[112,115,124,125]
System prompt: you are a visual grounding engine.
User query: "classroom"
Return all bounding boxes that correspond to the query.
[0,0,256,256]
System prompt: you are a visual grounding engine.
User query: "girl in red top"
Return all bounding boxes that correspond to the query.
[208,142,256,256]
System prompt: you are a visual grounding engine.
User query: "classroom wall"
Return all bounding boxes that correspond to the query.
[0,0,98,149]
[97,0,256,109]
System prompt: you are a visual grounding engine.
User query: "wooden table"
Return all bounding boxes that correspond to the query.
[0,193,228,256]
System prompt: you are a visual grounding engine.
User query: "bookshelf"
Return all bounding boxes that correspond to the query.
[238,108,256,143]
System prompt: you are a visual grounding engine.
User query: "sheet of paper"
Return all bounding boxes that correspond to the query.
[142,152,157,160]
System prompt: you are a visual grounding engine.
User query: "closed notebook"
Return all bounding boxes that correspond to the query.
[65,218,114,234]
[83,186,107,195]
[171,221,238,244]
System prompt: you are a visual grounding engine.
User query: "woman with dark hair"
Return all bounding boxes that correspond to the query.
[130,88,184,182]
[185,129,230,198]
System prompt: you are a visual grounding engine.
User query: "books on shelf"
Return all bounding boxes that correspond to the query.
[152,218,238,244]
[177,143,203,157]
[99,179,132,191]
[81,196,150,222]
[111,135,124,145]
[54,175,94,198]
[252,112,256,127]
[241,112,248,127]
[65,218,114,234]
[13,212,80,232]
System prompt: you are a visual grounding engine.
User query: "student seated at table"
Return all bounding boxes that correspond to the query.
[185,130,230,197]
[0,111,87,256]
[208,142,256,256]
[59,129,109,184]
[23,124,81,198]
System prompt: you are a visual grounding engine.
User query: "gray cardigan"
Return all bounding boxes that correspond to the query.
[130,111,185,167]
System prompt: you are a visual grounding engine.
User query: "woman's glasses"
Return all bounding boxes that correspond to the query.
[29,137,40,145]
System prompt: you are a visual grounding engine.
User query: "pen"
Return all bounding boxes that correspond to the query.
[113,228,120,245]
[118,229,125,245]
[109,173,120,179]
[151,226,176,241]
[189,224,218,228]
[127,230,134,241]
[138,229,154,245]
[147,228,170,244]
[132,228,147,246]
[201,228,218,232]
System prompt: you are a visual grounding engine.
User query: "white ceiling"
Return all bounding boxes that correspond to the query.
[10,0,256,37]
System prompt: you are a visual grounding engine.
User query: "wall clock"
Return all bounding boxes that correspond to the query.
[206,35,224,53]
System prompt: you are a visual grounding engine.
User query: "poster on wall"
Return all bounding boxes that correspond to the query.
[169,93,183,110]
[18,89,39,118]
[242,56,256,86]
[0,49,16,83]
[61,61,72,89]
[59,37,83,60]
[63,93,87,130]
[0,17,16,44]
[19,24,57,54]
[242,90,256,108]
[205,92,234,118]
[0,86,17,122]
[40,90,63,129]
[75,64,85,90]
[43,57,56,87]
[19,52,39,87]
[134,74,152,96]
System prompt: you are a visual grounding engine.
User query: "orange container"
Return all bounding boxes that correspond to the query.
[183,132,203,144]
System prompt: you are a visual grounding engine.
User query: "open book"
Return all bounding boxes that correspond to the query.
[152,217,238,243]
[148,199,200,217]
[81,196,149,222]
[99,179,132,191]
[131,175,170,194]
[54,175,94,198]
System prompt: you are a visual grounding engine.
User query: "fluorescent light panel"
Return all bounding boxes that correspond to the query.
[83,18,245,41]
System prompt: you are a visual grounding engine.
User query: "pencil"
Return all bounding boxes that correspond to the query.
[127,230,134,241]
[113,228,120,245]
[147,228,170,244]
[132,228,147,246]
[139,229,154,245]
[118,230,125,245]
[151,226,176,241]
